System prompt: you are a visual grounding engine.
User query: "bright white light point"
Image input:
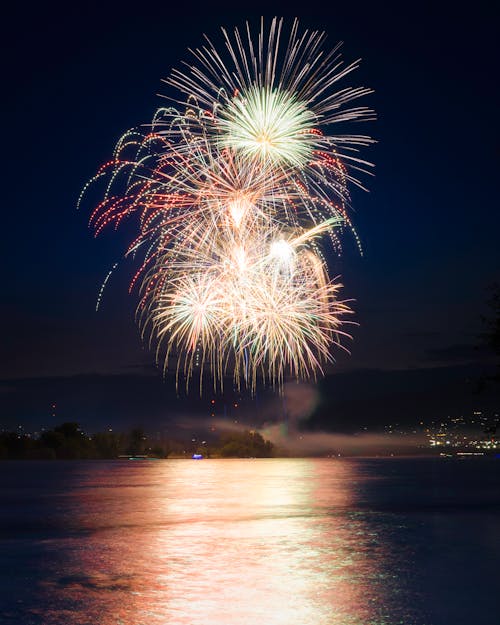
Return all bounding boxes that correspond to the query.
[270,239,293,263]
[227,195,252,228]
[256,134,272,148]
[233,245,247,272]
[193,301,206,316]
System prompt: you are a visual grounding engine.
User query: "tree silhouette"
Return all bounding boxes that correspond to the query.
[482,283,500,384]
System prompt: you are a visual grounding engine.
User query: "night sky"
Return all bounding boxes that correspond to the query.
[2,0,499,432]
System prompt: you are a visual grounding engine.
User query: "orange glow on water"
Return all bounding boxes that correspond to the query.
[36,459,406,625]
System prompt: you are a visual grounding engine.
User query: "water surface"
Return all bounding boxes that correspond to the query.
[1,458,498,624]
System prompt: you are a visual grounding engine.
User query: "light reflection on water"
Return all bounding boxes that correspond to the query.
[4,458,498,624]
[13,459,412,625]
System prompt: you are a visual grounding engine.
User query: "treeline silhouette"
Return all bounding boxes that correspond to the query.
[0,422,275,459]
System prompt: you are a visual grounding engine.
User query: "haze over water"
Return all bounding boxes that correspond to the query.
[1,458,498,624]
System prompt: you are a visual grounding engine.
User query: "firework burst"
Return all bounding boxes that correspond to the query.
[84,17,374,392]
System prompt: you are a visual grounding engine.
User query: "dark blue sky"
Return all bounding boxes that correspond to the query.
[2,0,499,431]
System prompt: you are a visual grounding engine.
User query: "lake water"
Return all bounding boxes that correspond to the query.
[0,458,498,625]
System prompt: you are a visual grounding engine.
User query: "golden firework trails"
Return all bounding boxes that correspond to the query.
[84,18,374,391]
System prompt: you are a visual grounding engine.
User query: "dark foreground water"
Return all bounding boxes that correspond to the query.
[0,458,498,625]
